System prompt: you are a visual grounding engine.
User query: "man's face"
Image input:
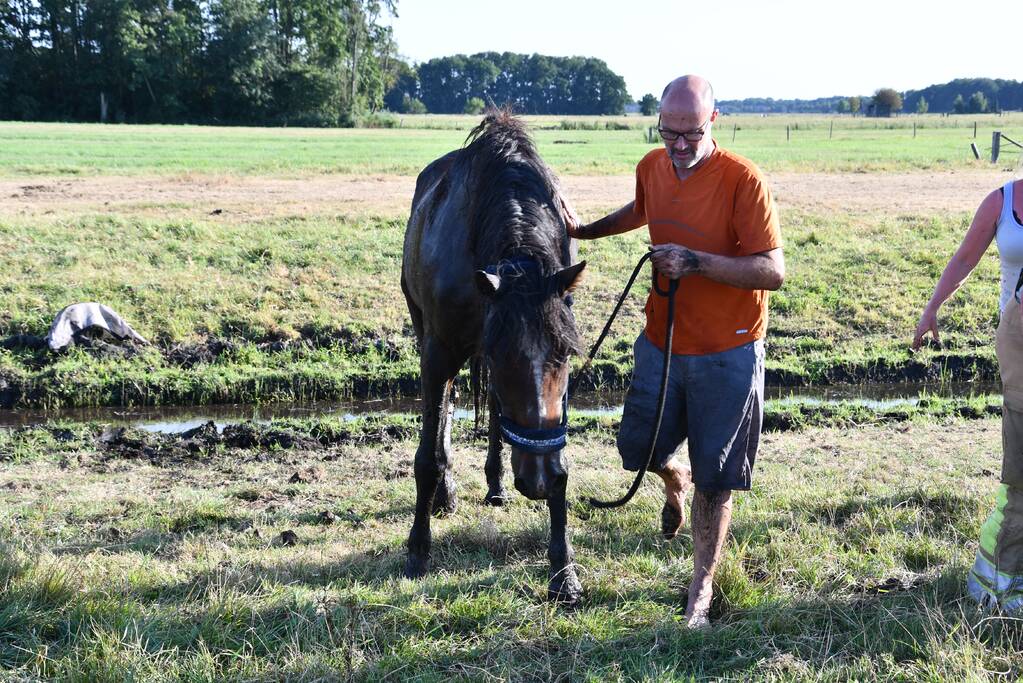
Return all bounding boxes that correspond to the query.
[658,109,718,171]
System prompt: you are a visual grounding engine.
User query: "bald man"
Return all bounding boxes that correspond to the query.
[569,75,784,627]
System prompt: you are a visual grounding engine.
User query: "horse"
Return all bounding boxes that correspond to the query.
[400,110,586,604]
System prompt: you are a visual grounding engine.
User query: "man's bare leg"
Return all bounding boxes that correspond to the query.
[654,457,692,540]
[686,488,732,628]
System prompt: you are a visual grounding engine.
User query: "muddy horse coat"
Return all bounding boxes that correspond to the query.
[400,111,586,603]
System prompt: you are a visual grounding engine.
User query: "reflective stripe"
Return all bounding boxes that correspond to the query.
[980,484,1010,557]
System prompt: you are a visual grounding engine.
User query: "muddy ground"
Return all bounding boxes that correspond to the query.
[1,169,1010,220]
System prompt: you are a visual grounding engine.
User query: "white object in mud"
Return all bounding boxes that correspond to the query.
[46,303,149,351]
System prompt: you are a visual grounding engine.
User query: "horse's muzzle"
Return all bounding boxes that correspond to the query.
[511,449,567,500]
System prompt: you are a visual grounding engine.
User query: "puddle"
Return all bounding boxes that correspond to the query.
[0,381,1000,434]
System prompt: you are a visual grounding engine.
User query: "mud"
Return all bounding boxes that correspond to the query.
[76,417,419,465]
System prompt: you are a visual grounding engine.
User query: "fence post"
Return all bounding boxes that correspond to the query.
[731,123,736,143]
[913,122,916,138]
[829,120,833,140]
[786,125,790,142]
[970,143,980,160]
[973,121,977,138]
[992,131,1001,163]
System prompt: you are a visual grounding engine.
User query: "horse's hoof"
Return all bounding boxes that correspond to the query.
[403,554,430,579]
[548,568,583,606]
[484,489,508,506]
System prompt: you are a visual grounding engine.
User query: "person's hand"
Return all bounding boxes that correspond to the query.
[649,244,702,280]
[912,307,940,350]
[560,193,582,238]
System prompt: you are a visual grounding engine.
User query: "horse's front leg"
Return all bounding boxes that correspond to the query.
[405,339,458,578]
[547,481,582,604]
[484,391,507,505]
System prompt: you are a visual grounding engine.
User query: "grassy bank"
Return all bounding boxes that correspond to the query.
[0,414,1016,679]
[0,203,1006,408]
[2,113,1022,177]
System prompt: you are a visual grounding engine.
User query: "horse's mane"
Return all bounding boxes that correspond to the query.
[460,108,580,367]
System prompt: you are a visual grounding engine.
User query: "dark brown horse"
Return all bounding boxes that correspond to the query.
[400,110,586,603]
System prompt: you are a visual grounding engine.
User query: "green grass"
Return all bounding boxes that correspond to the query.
[2,113,1022,176]
[0,415,1017,680]
[0,204,1006,407]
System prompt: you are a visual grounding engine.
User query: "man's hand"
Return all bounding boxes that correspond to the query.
[649,244,702,279]
[559,193,582,238]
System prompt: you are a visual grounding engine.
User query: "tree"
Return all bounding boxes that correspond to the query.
[872,88,902,117]
[916,96,928,114]
[967,90,988,114]
[464,96,484,114]
[952,94,965,114]
[638,93,658,116]
[848,96,861,115]
[835,99,850,113]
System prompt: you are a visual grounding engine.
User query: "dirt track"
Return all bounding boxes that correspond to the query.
[0,169,1012,220]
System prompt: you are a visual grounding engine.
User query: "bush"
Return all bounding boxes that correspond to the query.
[357,112,400,128]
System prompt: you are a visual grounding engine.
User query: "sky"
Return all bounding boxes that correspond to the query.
[386,0,1022,101]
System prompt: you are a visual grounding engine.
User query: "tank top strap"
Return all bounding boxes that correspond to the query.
[1004,181,1016,225]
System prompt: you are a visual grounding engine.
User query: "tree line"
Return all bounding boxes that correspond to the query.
[0,2,633,125]
[718,79,1023,116]
[385,52,630,115]
[0,0,402,125]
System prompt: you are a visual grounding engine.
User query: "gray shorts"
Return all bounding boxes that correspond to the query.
[617,333,765,492]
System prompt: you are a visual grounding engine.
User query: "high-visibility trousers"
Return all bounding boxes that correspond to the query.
[968,303,1023,611]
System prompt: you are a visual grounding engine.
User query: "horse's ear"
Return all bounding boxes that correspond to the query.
[475,270,502,297]
[554,261,586,296]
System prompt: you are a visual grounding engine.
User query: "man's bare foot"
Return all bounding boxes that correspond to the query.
[684,609,711,629]
[661,500,683,540]
[655,460,691,540]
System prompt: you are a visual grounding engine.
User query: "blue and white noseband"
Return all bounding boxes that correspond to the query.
[498,393,569,455]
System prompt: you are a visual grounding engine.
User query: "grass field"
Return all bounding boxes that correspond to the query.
[0,197,1008,408]
[0,412,1018,680]
[1,113,1021,177]
[4,115,1023,680]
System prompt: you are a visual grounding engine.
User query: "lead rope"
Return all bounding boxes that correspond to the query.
[568,251,678,509]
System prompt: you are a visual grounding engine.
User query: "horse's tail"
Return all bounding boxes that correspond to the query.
[470,354,489,435]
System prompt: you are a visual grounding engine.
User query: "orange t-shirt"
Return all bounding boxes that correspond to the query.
[634,144,781,355]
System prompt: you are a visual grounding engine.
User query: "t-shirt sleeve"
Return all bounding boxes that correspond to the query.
[633,159,648,223]
[734,169,782,255]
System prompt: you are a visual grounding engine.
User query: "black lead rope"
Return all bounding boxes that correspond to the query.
[568,251,679,509]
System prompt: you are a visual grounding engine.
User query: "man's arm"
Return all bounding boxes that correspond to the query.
[568,201,646,240]
[649,244,785,291]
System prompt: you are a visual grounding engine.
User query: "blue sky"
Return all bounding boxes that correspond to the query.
[386,0,1022,101]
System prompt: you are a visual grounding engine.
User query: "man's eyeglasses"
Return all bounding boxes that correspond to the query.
[657,115,712,143]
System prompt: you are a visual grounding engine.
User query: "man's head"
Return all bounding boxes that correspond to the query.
[658,75,718,172]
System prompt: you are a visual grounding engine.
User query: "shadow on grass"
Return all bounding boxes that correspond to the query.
[8,486,1011,679]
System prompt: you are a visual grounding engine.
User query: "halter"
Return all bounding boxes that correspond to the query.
[483,256,572,455]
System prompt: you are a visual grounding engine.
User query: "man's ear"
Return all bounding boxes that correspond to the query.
[475,270,502,297]
[553,261,586,296]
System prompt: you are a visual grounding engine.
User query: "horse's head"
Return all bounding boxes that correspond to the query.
[475,259,586,500]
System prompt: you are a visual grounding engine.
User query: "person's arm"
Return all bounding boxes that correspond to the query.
[912,189,1002,350]
[648,244,785,290]
[568,201,646,240]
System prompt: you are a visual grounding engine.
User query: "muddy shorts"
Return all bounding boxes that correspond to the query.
[969,302,1023,611]
[617,333,765,492]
